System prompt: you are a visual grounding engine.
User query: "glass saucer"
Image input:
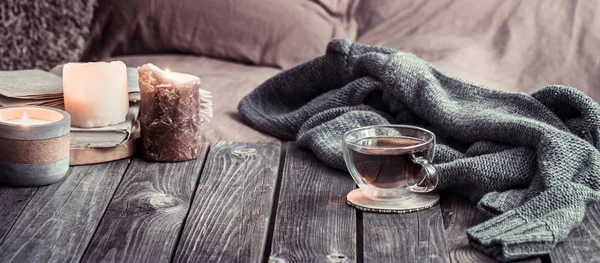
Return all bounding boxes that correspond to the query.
[346,188,440,213]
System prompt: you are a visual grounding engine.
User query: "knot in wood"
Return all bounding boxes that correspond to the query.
[130,194,181,214]
[148,194,180,209]
[231,147,256,157]
[327,253,347,262]
[268,256,287,263]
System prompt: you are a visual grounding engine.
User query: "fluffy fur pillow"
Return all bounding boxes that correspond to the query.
[0,0,97,70]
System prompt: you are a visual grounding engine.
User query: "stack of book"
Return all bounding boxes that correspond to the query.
[0,70,64,107]
[0,67,141,149]
[70,102,139,148]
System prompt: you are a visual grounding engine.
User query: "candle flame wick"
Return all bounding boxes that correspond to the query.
[16,112,32,126]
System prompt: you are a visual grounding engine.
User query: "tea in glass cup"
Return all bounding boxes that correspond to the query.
[343,125,439,213]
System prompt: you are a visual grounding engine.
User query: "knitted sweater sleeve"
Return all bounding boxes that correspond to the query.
[468,183,600,261]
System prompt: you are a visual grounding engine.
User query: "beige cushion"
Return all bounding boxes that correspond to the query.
[83,0,357,69]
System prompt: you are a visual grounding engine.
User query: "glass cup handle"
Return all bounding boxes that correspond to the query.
[409,154,439,193]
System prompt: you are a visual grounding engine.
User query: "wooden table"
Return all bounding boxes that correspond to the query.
[0,141,598,262]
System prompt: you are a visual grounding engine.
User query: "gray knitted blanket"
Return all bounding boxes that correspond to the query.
[238,39,600,261]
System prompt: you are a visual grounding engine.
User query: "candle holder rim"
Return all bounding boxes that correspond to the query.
[0,106,70,125]
[0,106,71,140]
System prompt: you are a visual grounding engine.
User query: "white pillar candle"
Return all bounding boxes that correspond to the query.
[63,61,129,128]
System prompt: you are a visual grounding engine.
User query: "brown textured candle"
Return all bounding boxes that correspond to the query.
[138,64,203,162]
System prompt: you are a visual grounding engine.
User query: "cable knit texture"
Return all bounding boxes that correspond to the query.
[0,0,97,70]
[238,39,600,261]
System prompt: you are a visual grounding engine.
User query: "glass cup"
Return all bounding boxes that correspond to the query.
[342,125,438,207]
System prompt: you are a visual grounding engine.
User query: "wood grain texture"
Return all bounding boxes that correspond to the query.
[173,141,282,263]
[362,200,449,263]
[81,142,209,263]
[441,194,495,263]
[551,200,600,263]
[0,187,37,244]
[441,194,541,263]
[0,159,130,263]
[269,143,356,263]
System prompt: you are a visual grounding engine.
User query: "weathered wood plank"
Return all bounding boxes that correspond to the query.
[362,199,449,263]
[81,142,208,263]
[551,201,600,263]
[269,143,356,263]
[0,187,37,244]
[441,194,541,263]
[441,194,494,263]
[173,141,282,263]
[0,159,130,263]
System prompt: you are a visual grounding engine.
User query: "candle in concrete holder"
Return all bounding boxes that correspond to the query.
[0,106,71,186]
[63,61,129,128]
[138,64,212,162]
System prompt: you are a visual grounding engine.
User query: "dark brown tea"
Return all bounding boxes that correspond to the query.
[348,136,430,188]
